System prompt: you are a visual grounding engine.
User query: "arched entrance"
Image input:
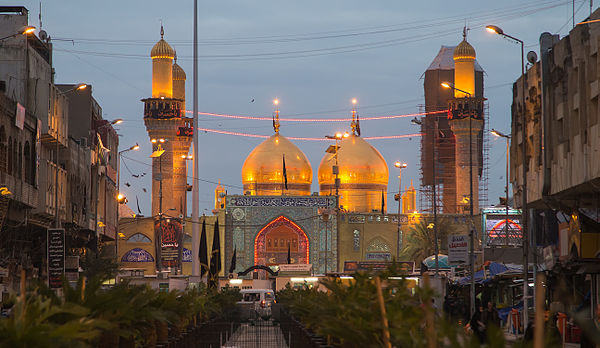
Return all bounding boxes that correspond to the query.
[254,216,309,266]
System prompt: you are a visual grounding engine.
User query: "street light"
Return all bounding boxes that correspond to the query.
[491,129,512,247]
[150,138,167,272]
[441,82,472,97]
[394,161,407,259]
[324,131,347,273]
[117,193,127,204]
[486,24,530,328]
[115,143,139,259]
[442,81,475,301]
[0,26,35,42]
[410,115,440,275]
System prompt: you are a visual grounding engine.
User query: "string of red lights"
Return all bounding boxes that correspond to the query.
[186,109,447,122]
[196,127,422,140]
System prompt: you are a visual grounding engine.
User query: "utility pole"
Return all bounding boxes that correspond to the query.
[191,0,200,278]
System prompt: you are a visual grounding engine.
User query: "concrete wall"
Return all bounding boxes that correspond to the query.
[512,11,600,209]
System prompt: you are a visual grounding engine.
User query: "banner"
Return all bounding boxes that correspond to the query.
[47,228,65,288]
[15,103,25,130]
[448,235,468,265]
[155,217,183,268]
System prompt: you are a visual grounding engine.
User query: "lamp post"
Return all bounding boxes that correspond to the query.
[324,131,348,274]
[486,24,529,328]
[151,138,166,273]
[410,116,440,275]
[491,129,511,246]
[0,26,35,42]
[394,161,407,259]
[55,83,89,229]
[441,81,475,309]
[92,116,122,252]
[116,143,139,257]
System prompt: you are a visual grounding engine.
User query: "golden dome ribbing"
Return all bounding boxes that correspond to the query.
[172,61,186,80]
[318,134,388,213]
[151,39,175,59]
[242,134,312,196]
[453,40,476,61]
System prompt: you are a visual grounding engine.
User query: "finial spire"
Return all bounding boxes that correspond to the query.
[350,98,361,136]
[160,22,164,39]
[272,98,280,133]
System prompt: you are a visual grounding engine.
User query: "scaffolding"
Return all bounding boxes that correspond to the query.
[416,102,489,214]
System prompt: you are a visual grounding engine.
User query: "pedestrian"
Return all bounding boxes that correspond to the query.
[470,302,487,344]
[482,301,500,328]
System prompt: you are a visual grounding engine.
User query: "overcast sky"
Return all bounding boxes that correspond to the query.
[18,0,591,216]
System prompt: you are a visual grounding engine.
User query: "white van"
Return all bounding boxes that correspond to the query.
[238,289,275,308]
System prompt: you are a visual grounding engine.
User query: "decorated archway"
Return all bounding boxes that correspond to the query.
[254,216,309,266]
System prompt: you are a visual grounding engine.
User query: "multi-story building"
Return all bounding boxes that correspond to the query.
[511,9,600,321]
[0,6,118,291]
[58,84,119,252]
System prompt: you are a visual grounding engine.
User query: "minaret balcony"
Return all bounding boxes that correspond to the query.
[142,97,183,119]
[447,97,485,120]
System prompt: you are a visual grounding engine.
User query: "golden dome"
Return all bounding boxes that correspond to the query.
[172,61,186,80]
[151,39,175,59]
[318,134,388,213]
[453,40,476,61]
[242,134,312,196]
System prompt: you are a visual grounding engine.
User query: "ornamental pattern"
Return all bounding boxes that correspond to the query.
[121,248,154,262]
[229,196,333,208]
[366,237,391,252]
[224,195,337,275]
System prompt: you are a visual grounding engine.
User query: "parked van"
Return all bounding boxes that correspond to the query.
[239,289,275,308]
[237,289,275,321]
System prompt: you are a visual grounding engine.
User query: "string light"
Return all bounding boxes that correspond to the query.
[197,127,421,141]
[186,109,447,122]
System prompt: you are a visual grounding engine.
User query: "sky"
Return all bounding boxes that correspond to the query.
[18,0,593,216]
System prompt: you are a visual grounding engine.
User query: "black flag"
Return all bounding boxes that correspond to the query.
[381,190,385,214]
[356,112,361,136]
[199,219,208,278]
[282,155,288,190]
[229,246,237,274]
[272,114,276,131]
[287,243,291,264]
[209,218,222,287]
[135,196,142,215]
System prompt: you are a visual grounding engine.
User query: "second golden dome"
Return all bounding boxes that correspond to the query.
[242,134,312,196]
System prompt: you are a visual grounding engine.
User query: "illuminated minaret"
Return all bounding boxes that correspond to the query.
[448,30,485,214]
[143,26,192,221]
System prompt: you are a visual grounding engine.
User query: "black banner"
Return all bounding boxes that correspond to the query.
[47,228,65,289]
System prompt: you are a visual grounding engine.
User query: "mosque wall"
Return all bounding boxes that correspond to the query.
[224,195,337,275]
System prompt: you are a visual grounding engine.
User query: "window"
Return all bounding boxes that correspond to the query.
[7,137,11,174]
[353,230,360,251]
[17,141,22,178]
[24,141,31,183]
[0,127,5,173]
[127,233,152,243]
[12,139,17,176]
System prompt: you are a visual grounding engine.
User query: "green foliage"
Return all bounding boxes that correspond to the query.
[0,277,240,347]
[0,292,99,348]
[278,266,499,348]
[400,218,456,264]
[79,248,119,281]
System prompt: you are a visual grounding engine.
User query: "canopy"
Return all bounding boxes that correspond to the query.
[456,262,522,286]
[422,254,449,269]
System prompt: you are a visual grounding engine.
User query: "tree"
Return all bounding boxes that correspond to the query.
[400,218,456,264]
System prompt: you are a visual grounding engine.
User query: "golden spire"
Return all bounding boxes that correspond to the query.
[272,98,280,133]
[350,98,360,136]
